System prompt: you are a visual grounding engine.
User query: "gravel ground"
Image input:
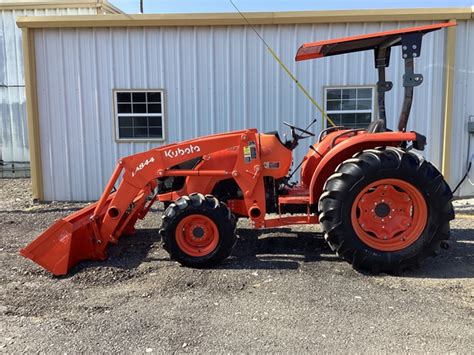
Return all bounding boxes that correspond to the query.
[0,178,473,353]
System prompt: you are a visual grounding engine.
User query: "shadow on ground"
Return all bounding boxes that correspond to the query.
[68,226,473,279]
[403,227,474,279]
[219,228,338,270]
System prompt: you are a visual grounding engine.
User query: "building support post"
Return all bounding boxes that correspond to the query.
[441,19,457,184]
[22,28,44,201]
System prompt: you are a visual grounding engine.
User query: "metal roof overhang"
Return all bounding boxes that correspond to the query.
[16,7,474,29]
[0,0,122,13]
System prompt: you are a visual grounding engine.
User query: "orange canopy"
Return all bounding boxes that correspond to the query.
[295,22,456,61]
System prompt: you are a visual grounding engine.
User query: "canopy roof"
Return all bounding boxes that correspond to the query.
[295,22,456,61]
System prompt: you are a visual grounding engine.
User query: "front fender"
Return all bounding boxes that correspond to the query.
[309,131,421,204]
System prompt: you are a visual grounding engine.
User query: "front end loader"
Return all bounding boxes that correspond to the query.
[21,22,455,275]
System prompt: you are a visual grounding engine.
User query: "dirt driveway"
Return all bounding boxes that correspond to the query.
[0,179,473,352]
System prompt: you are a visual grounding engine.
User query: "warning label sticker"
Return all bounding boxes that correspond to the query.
[243,146,251,163]
[243,142,257,164]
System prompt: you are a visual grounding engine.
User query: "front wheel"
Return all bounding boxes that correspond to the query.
[319,147,454,274]
[160,193,237,268]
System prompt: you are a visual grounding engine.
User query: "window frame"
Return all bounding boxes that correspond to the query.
[323,85,376,129]
[113,89,166,142]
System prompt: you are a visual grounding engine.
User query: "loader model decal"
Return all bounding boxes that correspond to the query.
[132,157,155,177]
[164,144,201,159]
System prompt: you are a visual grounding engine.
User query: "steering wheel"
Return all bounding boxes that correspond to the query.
[283,121,315,137]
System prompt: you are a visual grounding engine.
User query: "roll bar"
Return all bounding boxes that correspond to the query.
[295,22,456,131]
[375,33,424,131]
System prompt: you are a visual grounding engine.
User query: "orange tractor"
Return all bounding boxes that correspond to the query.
[21,23,455,275]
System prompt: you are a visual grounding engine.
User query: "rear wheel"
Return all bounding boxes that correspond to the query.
[161,193,237,267]
[319,147,454,274]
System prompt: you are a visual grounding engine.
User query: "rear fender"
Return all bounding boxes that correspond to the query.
[308,131,420,204]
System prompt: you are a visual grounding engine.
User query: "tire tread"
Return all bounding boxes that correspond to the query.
[319,147,454,274]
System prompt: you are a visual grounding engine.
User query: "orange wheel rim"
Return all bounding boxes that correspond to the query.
[351,178,428,252]
[175,215,219,257]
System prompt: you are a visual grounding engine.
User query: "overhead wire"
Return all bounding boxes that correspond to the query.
[228,0,336,127]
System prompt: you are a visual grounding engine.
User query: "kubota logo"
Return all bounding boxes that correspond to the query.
[164,144,201,159]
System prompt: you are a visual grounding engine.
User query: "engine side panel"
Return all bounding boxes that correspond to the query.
[171,148,239,198]
[158,133,293,218]
[259,134,293,179]
[160,133,292,198]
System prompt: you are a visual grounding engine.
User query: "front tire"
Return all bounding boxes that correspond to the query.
[161,193,237,268]
[319,147,454,274]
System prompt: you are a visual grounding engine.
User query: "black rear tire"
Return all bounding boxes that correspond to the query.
[319,147,454,274]
[161,193,237,268]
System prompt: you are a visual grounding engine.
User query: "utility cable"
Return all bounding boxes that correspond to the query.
[229,0,336,127]
[452,162,471,195]
[452,135,472,195]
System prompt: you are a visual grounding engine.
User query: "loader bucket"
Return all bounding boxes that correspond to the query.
[20,199,111,276]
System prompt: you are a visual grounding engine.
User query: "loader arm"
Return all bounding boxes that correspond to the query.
[21,129,267,275]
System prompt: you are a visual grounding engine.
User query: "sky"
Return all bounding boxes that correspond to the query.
[109,0,473,14]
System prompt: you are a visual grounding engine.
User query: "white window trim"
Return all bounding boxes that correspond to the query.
[323,85,376,128]
[113,89,166,142]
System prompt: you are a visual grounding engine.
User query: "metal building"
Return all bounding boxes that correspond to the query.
[0,0,121,177]
[16,7,474,201]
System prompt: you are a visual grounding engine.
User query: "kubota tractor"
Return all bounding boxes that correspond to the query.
[21,23,455,275]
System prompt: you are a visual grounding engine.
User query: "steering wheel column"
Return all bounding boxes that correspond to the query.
[283,121,316,150]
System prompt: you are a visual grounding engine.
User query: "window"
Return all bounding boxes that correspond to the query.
[325,87,375,128]
[114,90,165,141]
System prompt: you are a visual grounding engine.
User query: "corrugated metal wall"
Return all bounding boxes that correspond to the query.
[0,7,96,176]
[34,21,450,201]
[452,20,474,197]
